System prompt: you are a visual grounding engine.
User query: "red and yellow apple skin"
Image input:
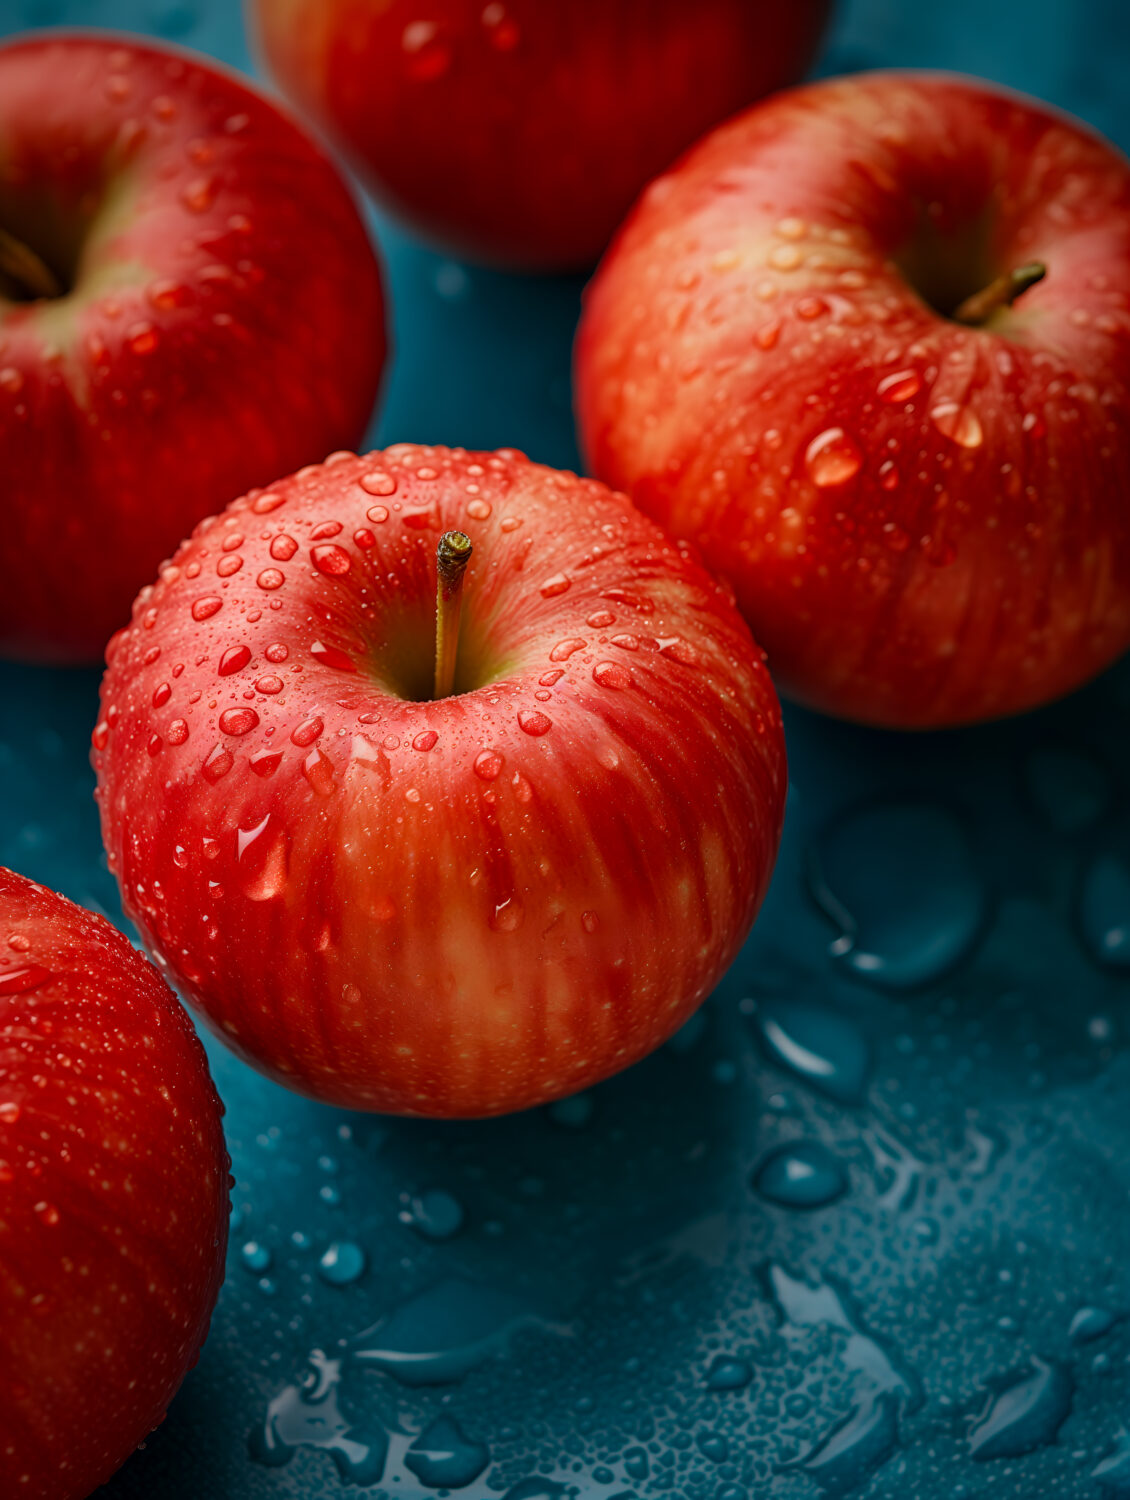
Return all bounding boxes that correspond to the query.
[248,0,831,271]
[93,446,786,1117]
[0,868,228,1500]
[0,33,385,664]
[576,73,1130,728]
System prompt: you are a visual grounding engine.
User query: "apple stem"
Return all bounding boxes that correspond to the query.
[434,530,473,700]
[0,226,63,301]
[953,262,1046,326]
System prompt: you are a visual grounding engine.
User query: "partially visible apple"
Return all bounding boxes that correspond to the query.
[0,867,228,1500]
[93,444,786,1116]
[248,0,832,270]
[0,32,386,664]
[576,73,1130,727]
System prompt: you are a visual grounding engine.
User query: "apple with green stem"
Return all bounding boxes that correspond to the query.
[0,31,385,663]
[576,72,1130,727]
[93,445,786,1116]
[0,867,228,1500]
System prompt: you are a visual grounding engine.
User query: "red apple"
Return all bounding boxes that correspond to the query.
[248,0,832,271]
[576,72,1130,727]
[0,32,386,665]
[0,867,228,1500]
[92,444,786,1117]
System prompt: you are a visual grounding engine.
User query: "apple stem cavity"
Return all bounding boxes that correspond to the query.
[953,261,1046,326]
[0,224,63,301]
[434,529,473,700]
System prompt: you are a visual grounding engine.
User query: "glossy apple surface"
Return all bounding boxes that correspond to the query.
[0,867,228,1500]
[93,445,786,1116]
[249,0,831,270]
[576,73,1130,727]
[0,32,385,664]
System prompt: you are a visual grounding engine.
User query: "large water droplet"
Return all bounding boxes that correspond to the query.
[1093,1432,1130,1494]
[1070,1306,1116,1343]
[352,1278,536,1386]
[750,995,870,1103]
[810,803,986,989]
[318,1241,366,1286]
[753,1140,848,1209]
[930,401,983,448]
[404,1416,489,1489]
[877,369,922,403]
[967,1357,1072,1460]
[250,1350,388,1483]
[1025,746,1110,833]
[0,963,51,996]
[805,428,862,487]
[704,1354,754,1390]
[402,1189,465,1241]
[1079,854,1130,968]
[780,1390,900,1495]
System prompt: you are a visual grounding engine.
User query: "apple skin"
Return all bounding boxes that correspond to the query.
[0,867,228,1500]
[0,32,385,665]
[248,0,831,271]
[576,72,1130,728]
[92,445,786,1117]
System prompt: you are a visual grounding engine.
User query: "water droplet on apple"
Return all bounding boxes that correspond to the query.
[252,491,285,514]
[752,1140,848,1209]
[167,719,189,745]
[269,534,297,562]
[540,573,571,597]
[549,638,586,662]
[877,369,922,403]
[181,175,216,213]
[264,642,288,663]
[593,661,631,690]
[312,544,352,576]
[474,750,503,781]
[191,595,222,621]
[256,569,284,591]
[401,20,453,81]
[127,322,158,355]
[202,744,233,783]
[249,748,283,777]
[311,641,356,672]
[0,1100,22,1123]
[805,427,862,487]
[517,710,552,736]
[0,964,50,997]
[930,401,983,448]
[219,707,259,736]
[413,730,438,752]
[152,681,172,707]
[218,645,251,676]
[491,895,524,931]
[303,747,335,796]
[360,471,397,497]
[291,717,323,747]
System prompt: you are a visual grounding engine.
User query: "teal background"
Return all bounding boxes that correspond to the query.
[3,2,1130,1497]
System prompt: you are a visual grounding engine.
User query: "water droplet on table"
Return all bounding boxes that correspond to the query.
[250,1349,388,1483]
[810,803,986,989]
[750,995,870,1103]
[318,1241,366,1286]
[753,1140,849,1209]
[352,1277,539,1386]
[967,1356,1073,1460]
[404,1415,490,1489]
[1080,854,1130,968]
[401,1188,465,1240]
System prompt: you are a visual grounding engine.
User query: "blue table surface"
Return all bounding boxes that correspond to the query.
[4,1,1130,1497]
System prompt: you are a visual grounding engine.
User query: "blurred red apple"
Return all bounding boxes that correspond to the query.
[0,32,385,664]
[576,73,1130,727]
[93,444,786,1116]
[248,0,832,270]
[0,867,228,1500]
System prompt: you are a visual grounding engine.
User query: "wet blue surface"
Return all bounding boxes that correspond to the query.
[3,1,1130,1497]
